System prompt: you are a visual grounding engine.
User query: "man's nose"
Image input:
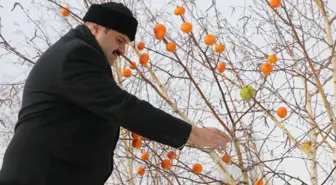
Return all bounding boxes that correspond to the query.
[117,45,126,56]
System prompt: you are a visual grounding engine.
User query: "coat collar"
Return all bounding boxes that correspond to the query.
[72,24,106,58]
[67,24,113,76]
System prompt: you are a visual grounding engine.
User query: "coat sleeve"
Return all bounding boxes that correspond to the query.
[59,44,192,149]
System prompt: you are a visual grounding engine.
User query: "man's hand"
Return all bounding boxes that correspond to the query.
[186,126,232,153]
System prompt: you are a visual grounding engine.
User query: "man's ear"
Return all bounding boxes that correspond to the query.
[92,24,100,35]
[86,22,100,36]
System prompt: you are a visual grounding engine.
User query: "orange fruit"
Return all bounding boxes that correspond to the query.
[215,44,225,52]
[217,62,226,73]
[129,61,137,70]
[269,0,281,8]
[181,22,192,33]
[61,7,70,16]
[132,138,142,149]
[141,152,149,160]
[166,42,176,52]
[154,24,166,35]
[161,159,171,170]
[174,6,185,15]
[192,163,202,174]
[267,54,278,63]
[167,151,176,160]
[204,34,216,46]
[137,167,145,176]
[254,179,263,185]
[261,63,272,75]
[139,53,149,65]
[137,41,145,50]
[277,107,287,118]
[122,68,132,78]
[222,154,231,163]
[155,30,165,40]
[131,132,141,139]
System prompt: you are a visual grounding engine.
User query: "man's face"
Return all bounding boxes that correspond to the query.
[90,24,129,66]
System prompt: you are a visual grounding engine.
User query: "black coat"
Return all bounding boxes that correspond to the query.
[0,25,192,185]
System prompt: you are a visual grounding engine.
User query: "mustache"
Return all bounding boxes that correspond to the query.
[113,50,121,56]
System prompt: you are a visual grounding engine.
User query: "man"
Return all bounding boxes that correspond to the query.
[0,2,231,185]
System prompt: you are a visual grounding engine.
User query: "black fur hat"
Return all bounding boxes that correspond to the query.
[83,2,138,41]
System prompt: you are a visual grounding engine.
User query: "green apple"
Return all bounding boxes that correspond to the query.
[240,85,256,100]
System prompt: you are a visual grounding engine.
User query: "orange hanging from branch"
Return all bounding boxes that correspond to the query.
[204,34,216,46]
[174,6,185,15]
[269,0,281,8]
[267,54,278,63]
[261,63,273,75]
[215,44,225,52]
[141,152,149,160]
[161,159,171,170]
[167,151,176,160]
[222,154,231,163]
[155,31,165,40]
[181,22,192,33]
[137,41,145,50]
[132,138,142,149]
[254,179,263,185]
[166,42,176,52]
[131,132,141,139]
[129,61,137,70]
[217,62,226,73]
[139,53,149,65]
[61,6,70,16]
[277,107,287,118]
[137,167,145,176]
[192,163,203,174]
[154,24,166,35]
[122,68,132,78]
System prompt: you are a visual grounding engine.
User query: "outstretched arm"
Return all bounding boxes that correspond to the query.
[60,44,192,149]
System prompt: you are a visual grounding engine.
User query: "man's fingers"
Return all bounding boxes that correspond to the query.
[192,128,231,154]
[218,129,232,142]
[215,144,223,154]
[224,136,232,143]
[214,138,227,154]
[213,138,222,153]
[221,139,228,153]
